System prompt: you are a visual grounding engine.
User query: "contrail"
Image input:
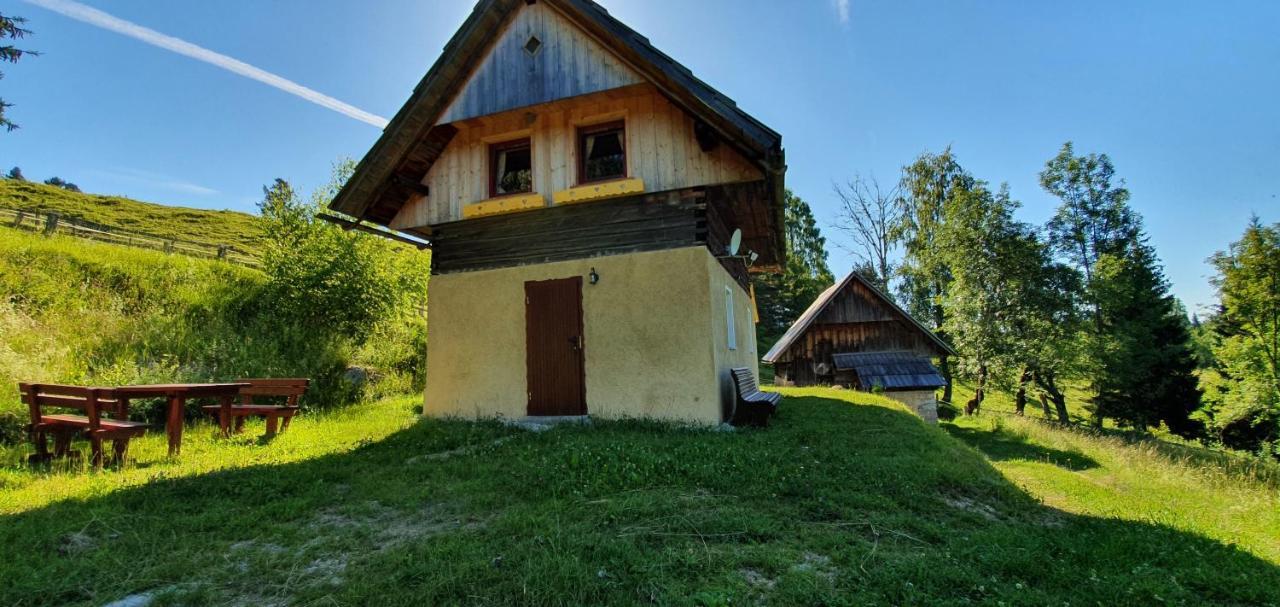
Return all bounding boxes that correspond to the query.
[24,0,390,129]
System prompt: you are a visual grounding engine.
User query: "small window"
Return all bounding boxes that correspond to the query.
[577,120,626,183]
[524,35,542,55]
[490,138,532,197]
[725,286,737,350]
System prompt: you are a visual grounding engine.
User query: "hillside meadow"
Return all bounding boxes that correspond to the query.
[0,388,1277,606]
[0,225,428,443]
[0,180,263,250]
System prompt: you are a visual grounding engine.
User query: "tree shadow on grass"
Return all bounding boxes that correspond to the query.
[942,422,1100,471]
[1,394,1277,606]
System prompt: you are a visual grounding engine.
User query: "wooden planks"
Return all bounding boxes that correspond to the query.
[390,84,763,229]
[438,2,643,124]
[431,188,705,274]
[815,280,901,324]
[524,277,587,416]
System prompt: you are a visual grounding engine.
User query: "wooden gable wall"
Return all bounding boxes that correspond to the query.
[775,280,942,366]
[438,2,643,124]
[814,279,899,325]
[390,84,763,229]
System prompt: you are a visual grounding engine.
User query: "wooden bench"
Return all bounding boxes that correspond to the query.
[202,378,308,438]
[729,368,781,427]
[20,383,148,468]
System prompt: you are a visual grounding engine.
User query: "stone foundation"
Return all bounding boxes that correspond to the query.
[888,390,939,423]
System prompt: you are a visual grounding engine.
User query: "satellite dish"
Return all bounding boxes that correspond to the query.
[727,228,743,256]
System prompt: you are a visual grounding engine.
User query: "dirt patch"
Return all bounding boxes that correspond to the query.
[791,552,837,583]
[301,556,348,587]
[404,436,517,465]
[942,495,1002,521]
[306,500,485,548]
[57,531,96,556]
[740,567,777,590]
[210,500,486,605]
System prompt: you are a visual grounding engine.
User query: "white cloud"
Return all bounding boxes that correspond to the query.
[832,0,850,25]
[23,0,390,129]
[89,167,219,196]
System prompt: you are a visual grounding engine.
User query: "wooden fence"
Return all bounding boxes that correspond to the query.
[0,207,261,268]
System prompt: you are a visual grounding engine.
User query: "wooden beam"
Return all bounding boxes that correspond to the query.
[317,214,432,249]
[391,174,430,197]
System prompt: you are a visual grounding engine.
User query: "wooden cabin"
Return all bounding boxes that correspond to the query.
[328,0,786,425]
[762,272,954,422]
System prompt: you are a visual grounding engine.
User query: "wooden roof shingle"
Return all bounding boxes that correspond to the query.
[832,351,947,391]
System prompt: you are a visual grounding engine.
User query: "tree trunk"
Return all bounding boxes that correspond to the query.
[1039,392,1053,419]
[965,364,987,415]
[940,354,953,404]
[1034,369,1069,424]
[933,294,952,404]
[1014,367,1032,416]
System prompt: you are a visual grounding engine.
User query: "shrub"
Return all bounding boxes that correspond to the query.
[0,163,430,442]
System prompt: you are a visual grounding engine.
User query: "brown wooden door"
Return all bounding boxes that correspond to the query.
[525,277,586,416]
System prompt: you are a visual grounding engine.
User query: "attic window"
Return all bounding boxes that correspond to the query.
[490,138,532,197]
[577,120,626,183]
[524,36,542,55]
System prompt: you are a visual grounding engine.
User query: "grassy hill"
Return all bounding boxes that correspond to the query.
[1,388,1276,606]
[0,225,427,442]
[0,180,262,250]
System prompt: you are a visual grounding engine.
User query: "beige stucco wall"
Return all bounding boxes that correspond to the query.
[424,246,755,425]
[890,390,939,424]
[705,253,760,418]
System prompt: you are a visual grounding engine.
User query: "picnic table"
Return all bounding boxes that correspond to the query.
[112,383,249,456]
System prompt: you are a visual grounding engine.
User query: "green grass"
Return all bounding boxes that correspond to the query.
[0,225,426,441]
[2,388,1277,606]
[0,227,266,434]
[0,180,262,250]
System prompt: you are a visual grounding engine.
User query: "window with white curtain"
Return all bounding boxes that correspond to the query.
[490,138,532,196]
[578,120,626,183]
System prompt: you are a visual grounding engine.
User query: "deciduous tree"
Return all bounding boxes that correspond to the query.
[1041,142,1201,433]
[832,175,900,292]
[896,147,973,402]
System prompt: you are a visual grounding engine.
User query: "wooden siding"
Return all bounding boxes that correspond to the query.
[439,2,643,124]
[780,322,939,365]
[430,189,705,275]
[814,280,900,324]
[772,278,943,387]
[390,84,763,229]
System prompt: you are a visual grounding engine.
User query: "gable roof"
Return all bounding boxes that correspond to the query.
[761,271,956,363]
[832,351,947,391]
[328,0,786,248]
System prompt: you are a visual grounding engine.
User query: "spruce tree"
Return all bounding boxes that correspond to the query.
[753,190,834,343]
[1,12,36,132]
[1041,142,1202,433]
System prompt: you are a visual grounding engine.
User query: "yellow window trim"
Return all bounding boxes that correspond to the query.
[462,193,545,219]
[552,177,645,205]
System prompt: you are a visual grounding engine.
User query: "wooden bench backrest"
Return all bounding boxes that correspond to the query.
[18,383,122,429]
[236,378,309,405]
[731,368,759,395]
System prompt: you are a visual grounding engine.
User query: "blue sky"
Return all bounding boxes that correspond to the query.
[2,0,1277,312]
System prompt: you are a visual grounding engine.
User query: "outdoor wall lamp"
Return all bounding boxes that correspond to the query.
[589,268,600,285]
